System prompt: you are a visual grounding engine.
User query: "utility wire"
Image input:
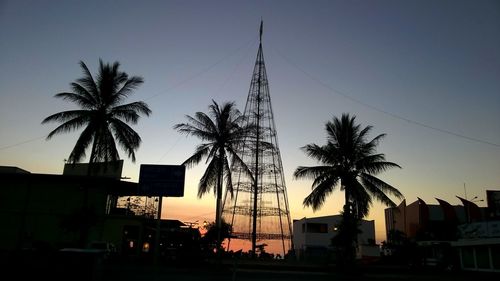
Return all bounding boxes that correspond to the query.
[156,134,183,163]
[156,39,256,162]
[272,47,500,148]
[1,38,258,152]
[144,37,257,102]
[0,135,45,151]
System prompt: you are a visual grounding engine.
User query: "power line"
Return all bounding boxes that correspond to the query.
[156,134,183,163]
[144,37,257,102]
[272,47,500,148]
[0,135,45,151]
[1,38,258,152]
[155,39,256,163]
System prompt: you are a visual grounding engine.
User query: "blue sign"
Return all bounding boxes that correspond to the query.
[138,164,185,197]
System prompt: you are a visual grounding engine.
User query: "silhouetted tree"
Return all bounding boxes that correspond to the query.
[294,114,403,265]
[331,211,362,266]
[174,100,252,251]
[43,59,151,245]
[43,60,151,165]
[201,220,232,253]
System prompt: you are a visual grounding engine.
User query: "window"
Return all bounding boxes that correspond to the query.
[304,223,328,233]
[461,247,475,268]
[476,246,490,269]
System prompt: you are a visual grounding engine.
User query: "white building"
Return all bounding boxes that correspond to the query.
[292,215,379,260]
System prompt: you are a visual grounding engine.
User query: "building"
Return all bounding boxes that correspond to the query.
[385,198,472,241]
[0,164,135,251]
[384,194,500,272]
[452,190,500,272]
[292,215,379,261]
[0,164,199,262]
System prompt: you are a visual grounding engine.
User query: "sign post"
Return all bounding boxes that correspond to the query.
[155,196,163,265]
[138,164,185,265]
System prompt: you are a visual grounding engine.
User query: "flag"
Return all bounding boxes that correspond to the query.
[457,196,482,222]
[398,199,407,234]
[397,199,406,210]
[435,198,457,222]
[417,197,429,226]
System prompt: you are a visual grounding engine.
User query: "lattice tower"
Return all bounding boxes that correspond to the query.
[222,21,292,257]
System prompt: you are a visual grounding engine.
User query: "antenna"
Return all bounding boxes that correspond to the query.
[259,19,263,43]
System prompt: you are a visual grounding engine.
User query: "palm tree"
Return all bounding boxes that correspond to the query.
[174,100,252,249]
[294,114,403,264]
[42,59,151,167]
[294,113,403,218]
[43,60,151,246]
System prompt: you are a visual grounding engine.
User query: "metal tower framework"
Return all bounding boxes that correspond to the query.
[222,21,292,256]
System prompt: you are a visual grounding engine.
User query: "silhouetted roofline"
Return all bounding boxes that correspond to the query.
[1,171,137,195]
[0,166,31,174]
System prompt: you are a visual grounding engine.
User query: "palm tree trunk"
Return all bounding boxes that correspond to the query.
[342,186,356,264]
[79,137,97,247]
[343,185,350,217]
[215,151,224,253]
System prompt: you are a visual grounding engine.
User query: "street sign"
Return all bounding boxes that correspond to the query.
[138,164,185,197]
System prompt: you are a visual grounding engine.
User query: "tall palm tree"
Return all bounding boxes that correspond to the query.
[294,114,403,265]
[42,60,151,167]
[294,113,403,219]
[174,100,252,249]
[43,59,151,246]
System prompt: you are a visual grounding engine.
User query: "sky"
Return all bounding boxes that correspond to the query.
[1,0,499,245]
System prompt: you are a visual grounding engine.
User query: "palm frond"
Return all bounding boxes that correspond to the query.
[360,173,404,201]
[303,177,338,211]
[226,145,254,183]
[300,144,331,163]
[175,122,216,141]
[195,111,218,134]
[111,101,151,123]
[182,144,211,168]
[223,157,234,198]
[198,157,219,197]
[66,124,95,163]
[294,165,332,181]
[109,118,142,162]
[360,160,401,175]
[311,171,340,191]
[42,110,90,125]
[77,60,99,103]
[360,176,399,208]
[347,180,372,218]
[44,114,90,139]
[55,91,95,109]
[92,126,119,163]
[112,76,144,105]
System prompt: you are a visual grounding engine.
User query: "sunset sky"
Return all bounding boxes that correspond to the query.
[1,0,499,245]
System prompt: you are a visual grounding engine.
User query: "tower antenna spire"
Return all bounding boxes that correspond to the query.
[259,19,263,43]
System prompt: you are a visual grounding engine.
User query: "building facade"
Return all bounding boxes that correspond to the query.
[384,195,500,272]
[292,215,378,260]
[0,165,199,262]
